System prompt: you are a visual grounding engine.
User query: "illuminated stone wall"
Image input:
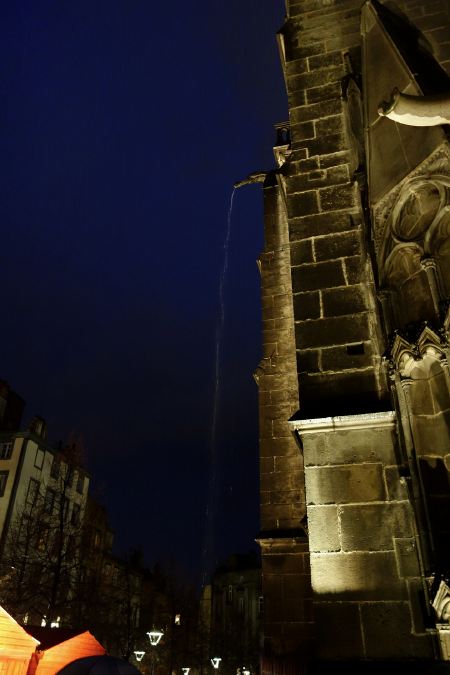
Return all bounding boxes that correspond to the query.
[258,0,450,665]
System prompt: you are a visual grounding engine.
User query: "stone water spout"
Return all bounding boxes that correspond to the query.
[378,88,450,126]
[234,171,268,189]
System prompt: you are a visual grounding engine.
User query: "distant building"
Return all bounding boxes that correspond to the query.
[0,384,89,626]
[209,553,261,675]
[251,0,450,670]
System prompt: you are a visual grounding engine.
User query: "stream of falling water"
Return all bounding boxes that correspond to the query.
[202,187,236,586]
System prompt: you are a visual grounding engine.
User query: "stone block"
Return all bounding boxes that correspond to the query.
[319,150,351,169]
[315,114,344,137]
[321,283,366,315]
[339,502,413,551]
[299,368,379,403]
[305,463,385,505]
[290,239,313,265]
[315,230,360,261]
[320,343,372,371]
[361,603,434,658]
[394,537,421,578]
[287,190,319,219]
[319,182,358,212]
[290,121,316,143]
[344,255,364,283]
[307,505,340,551]
[289,66,344,92]
[285,57,308,77]
[292,260,345,293]
[289,211,353,240]
[290,98,342,124]
[302,132,347,156]
[306,81,342,104]
[310,550,407,599]
[295,313,370,349]
[296,348,320,374]
[308,51,343,71]
[314,602,364,659]
[293,291,321,321]
[384,465,409,501]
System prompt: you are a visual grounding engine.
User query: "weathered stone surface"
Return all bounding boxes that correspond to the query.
[310,550,408,599]
[321,283,366,315]
[290,211,353,240]
[394,537,421,578]
[290,239,313,265]
[361,603,434,658]
[295,313,370,348]
[319,182,358,212]
[287,190,319,218]
[292,260,345,293]
[315,233,361,263]
[384,465,409,501]
[293,291,321,321]
[339,502,413,551]
[290,98,342,125]
[302,426,398,467]
[314,602,364,659]
[320,343,373,370]
[305,463,385,505]
[296,348,320,373]
[307,505,340,551]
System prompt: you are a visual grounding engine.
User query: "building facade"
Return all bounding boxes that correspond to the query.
[254,0,450,668]
[210,554,262,675]
[0,383,90,626]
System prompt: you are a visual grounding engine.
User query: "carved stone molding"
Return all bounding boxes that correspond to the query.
[432,579,450,623]
[372,141,450,258]
[389,324,448,378]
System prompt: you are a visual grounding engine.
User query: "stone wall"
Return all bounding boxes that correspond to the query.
[292,413,435,659]
[281,0,387,414]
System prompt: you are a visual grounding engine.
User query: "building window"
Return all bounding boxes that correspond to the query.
[0,471,9,497]
[63,497,70,521]
[66,465,74,487]
[71,502,80,526]
[0,442,12,460]
[174,613,181,625]
[44,488,55,514]
[228,585,233,602]
[26,478,40,506]
[258,596,263,615]
[50,458,60,480]
[238,596,244,615]
[76,473,84,494]
[34,448,44,469]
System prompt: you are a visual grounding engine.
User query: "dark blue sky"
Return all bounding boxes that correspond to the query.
[1,1,287,584]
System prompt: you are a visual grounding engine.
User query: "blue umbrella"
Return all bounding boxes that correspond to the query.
[58,656,141,675]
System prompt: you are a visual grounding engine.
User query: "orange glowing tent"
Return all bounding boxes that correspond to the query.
[0,604,39,675]
[23,627,105,675]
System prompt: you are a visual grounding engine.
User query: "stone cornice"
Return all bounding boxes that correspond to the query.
[289,410,396,434]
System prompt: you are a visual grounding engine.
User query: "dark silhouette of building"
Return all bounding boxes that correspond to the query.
[250,0,450,670]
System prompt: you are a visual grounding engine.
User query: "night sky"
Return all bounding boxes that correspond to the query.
[1,1,287,585]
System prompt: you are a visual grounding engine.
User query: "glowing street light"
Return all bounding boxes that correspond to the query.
[147,629,164,646]
[134,652,145,662]
[211,658,221,669]
[182,669,190,675]
[147,629,163,675]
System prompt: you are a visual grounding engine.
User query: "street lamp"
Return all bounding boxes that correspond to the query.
[147,629,164,675]
[182,669,190,675]
[147,629,164,646]
[211,658,221,670]
[134,652,145,662]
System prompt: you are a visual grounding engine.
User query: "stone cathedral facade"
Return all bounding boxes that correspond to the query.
[252,0,450,669]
